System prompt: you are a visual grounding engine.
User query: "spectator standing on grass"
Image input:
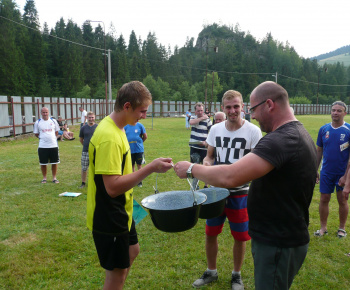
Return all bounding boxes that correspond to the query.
[125,122,147,187]
[213,111,226,124]
[79,107,87,128]
[189,102,212,188]
[174,81,317,290]
[314,101,350,238]
[245,106,251,122]
[240,110,245,120]
[205,107,211,118]
[185,108,192,130]
[192,91,262,289]
[79,112,97,188]
[87,81,173,290]
[33,107,60,184]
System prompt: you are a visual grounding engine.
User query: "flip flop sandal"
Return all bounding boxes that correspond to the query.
[337,229,347,238]
[314,229,328,237]
[52,179,59,184]
[41,179,47,184]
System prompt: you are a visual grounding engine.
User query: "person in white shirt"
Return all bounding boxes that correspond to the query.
[79,107,87,128]
[33,107,60,184]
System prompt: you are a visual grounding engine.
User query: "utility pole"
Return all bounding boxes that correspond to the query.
[108,49,112,104]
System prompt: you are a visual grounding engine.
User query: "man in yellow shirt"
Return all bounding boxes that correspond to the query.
[87,81,173,290]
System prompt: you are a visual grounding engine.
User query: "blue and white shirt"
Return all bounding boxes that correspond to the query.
[317,122,350,175]
[189,116,212,150]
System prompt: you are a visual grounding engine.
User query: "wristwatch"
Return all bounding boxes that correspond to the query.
[187,163,195,179]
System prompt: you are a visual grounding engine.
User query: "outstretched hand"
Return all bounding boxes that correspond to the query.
[150,158,173,173]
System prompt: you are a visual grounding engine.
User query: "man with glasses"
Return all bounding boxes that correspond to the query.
[314,101,350,238]
[174,81,317,289]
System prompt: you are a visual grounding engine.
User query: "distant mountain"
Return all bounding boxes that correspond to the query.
[313,45,350,61]
[317,53,350,67]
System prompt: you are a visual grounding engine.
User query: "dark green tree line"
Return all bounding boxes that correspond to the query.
[1,0,350,105]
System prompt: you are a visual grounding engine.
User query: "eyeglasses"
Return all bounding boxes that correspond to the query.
[249,100,266,113]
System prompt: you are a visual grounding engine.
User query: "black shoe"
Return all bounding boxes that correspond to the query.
[138,182,143,187]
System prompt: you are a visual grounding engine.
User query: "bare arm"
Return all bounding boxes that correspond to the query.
[142,133,147,142]
[316,146,323,184]
[102,158,173,198]
[174,153,274,188]
[203,145,215,166]
[79,137,84,145]
[189,115,209,125]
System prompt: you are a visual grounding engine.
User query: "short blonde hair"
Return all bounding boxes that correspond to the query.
[222,90,243,104]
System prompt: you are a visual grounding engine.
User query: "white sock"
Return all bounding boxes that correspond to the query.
[232,270,241,275]
[207,268,217,274]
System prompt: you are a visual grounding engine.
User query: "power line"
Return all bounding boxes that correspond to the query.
[2,14,350,89]
[0,15,105,52]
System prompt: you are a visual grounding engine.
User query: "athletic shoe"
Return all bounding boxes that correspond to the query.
[138,182,143,187]
[78,183,85,189]
[231,273,244,290]
[192,270,218,288]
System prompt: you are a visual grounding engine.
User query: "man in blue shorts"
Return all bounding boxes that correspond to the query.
[192,90,262,289]
[185,108,192,129]
[125,122,147,187]
[315,101,350,238]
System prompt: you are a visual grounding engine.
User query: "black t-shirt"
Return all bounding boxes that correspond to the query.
[247,121,317,247]
[79,124,98,152]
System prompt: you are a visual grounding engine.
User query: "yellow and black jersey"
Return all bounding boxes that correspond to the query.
[87,116,133,235]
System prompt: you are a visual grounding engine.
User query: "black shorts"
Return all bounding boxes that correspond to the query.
[92,220,138,270]
[131,152,144,166]
[190,147,207,164]
[38,147,60,165]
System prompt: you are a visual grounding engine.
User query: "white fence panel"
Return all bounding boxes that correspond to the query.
[24,97,34,133]
[0,96,10,137]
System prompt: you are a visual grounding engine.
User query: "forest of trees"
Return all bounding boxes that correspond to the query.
[1,0,350,106]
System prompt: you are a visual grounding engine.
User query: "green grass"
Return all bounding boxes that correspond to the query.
[318,53,350,67]
[1,115,350,289]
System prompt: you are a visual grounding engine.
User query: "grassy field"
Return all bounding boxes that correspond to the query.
[318,53,350,66]
[0,115,349,289]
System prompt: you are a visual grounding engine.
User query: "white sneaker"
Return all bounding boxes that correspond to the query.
[192,270,218,288]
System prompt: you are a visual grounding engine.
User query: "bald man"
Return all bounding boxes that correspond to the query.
[33,107,60,183]
[213,111,226,124]
[175,81,317,289]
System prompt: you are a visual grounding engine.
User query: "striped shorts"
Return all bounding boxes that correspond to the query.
[206,194,250,241]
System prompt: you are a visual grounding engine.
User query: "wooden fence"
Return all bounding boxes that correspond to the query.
[0,95,341,137]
